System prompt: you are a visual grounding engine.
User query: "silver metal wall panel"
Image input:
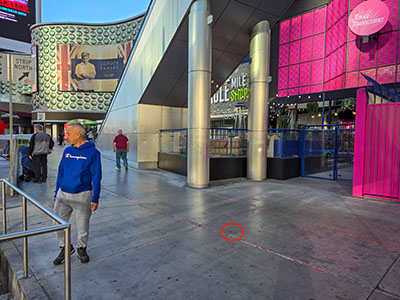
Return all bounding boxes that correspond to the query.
[181,109,188,127]
[161,107,184,130]
[137,133,160,162]
[139,104,162,134]
[97,0,193,168]
[126,105,138,134]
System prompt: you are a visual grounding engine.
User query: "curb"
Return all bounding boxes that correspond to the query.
[0,241,49,300]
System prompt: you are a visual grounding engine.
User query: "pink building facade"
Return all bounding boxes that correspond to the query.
[277,0,399,97]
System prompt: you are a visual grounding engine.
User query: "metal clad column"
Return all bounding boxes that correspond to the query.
[247,21,271,181]
[188,0,211,188]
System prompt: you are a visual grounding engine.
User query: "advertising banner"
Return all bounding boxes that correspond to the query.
[348,0,389,36]
[57,42,133,92]
[0,0,36,42]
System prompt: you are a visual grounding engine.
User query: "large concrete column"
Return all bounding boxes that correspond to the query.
[247,21,271,181]
[187,0,212,188]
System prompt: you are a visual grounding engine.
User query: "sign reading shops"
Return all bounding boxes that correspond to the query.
[210,62,249,117]
[211,74,248,104]
[211,62,249,103]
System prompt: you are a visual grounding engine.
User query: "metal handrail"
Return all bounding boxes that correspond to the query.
[0,179,71,300]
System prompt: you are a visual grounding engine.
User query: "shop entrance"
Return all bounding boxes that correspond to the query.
[301,123,355,181]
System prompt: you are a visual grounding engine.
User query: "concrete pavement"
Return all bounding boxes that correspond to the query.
[0,143,400,299]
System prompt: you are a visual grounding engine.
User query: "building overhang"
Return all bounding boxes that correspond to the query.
[139,0,295,108]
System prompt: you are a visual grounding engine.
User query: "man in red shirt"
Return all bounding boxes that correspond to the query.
[113,129,129,171]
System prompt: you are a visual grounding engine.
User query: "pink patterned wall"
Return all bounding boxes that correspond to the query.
[277,0,400,98]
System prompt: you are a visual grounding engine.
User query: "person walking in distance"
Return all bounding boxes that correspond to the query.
[113,129,129,171]
[53,123,102,265]
[28,124,54,183]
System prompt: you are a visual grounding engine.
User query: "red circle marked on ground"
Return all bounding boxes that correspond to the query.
[221,223,244,241]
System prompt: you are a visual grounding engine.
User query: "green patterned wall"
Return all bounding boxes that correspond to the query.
[0,81,32,105]
[31,15,144,114]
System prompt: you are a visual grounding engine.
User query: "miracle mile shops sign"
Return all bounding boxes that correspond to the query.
[348,0,389,36]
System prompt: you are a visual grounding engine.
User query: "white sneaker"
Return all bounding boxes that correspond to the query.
[116,167,120,171]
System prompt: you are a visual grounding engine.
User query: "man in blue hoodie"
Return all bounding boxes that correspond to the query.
[53,123,102,265]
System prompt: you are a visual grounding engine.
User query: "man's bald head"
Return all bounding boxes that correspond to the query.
[67,123,86,146]
[69,123,86,137]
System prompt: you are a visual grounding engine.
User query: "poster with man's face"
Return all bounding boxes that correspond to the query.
[57,42,133,92]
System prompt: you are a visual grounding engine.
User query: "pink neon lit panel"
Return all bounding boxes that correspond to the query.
[350,0,362,10]
[313,7,326,34]
[324,80,334,91]
[331,22,338,52]
[289,41,300,65]
[363,105,374,195]
[348,28,358,41]
[277,0,400,97]
[331,0,338,27]
[288,64,299,88]
[326,2,333,29]
[377,65,395,84]
[300,37,312,62]
[324,54,332,82]
[347,40,359,71]
[288,88,298,96]
[397,65,400,82]
[358,68,376,86]
[279,43,289,67]
[290,16,301,41]
[278,89,288,97]
[363,103,400,199]
[327,78,339,91]
[299,62,311,86]
[398,32,400,63]
[378,31,396,66]
[312,34,325,60]
[310,84,322,93]
[311,59,323,85]
[359,39,378,69]
[335,74,345,90]
[301,11,313,38]
[330,53,338,81]
[299,86,310,94]
[280,20,290,44]
[346,71,358,88]
[383,0,399,31]
[338,17,347,47]
[325,28,332,55]
[336,45,346,76]
[278,67,288,89]
[338,0,348,19]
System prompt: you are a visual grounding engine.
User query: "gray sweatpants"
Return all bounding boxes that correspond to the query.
[54,189,93,248]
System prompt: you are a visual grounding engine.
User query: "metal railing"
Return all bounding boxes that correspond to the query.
[301,123,355,180]
[267,129,303,158]
[210,128,247,157]
[0,179,71,300]
[159,128,188,155]
[160,128,305,158]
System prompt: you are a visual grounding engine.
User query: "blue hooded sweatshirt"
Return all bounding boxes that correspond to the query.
[54,142,102,203]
